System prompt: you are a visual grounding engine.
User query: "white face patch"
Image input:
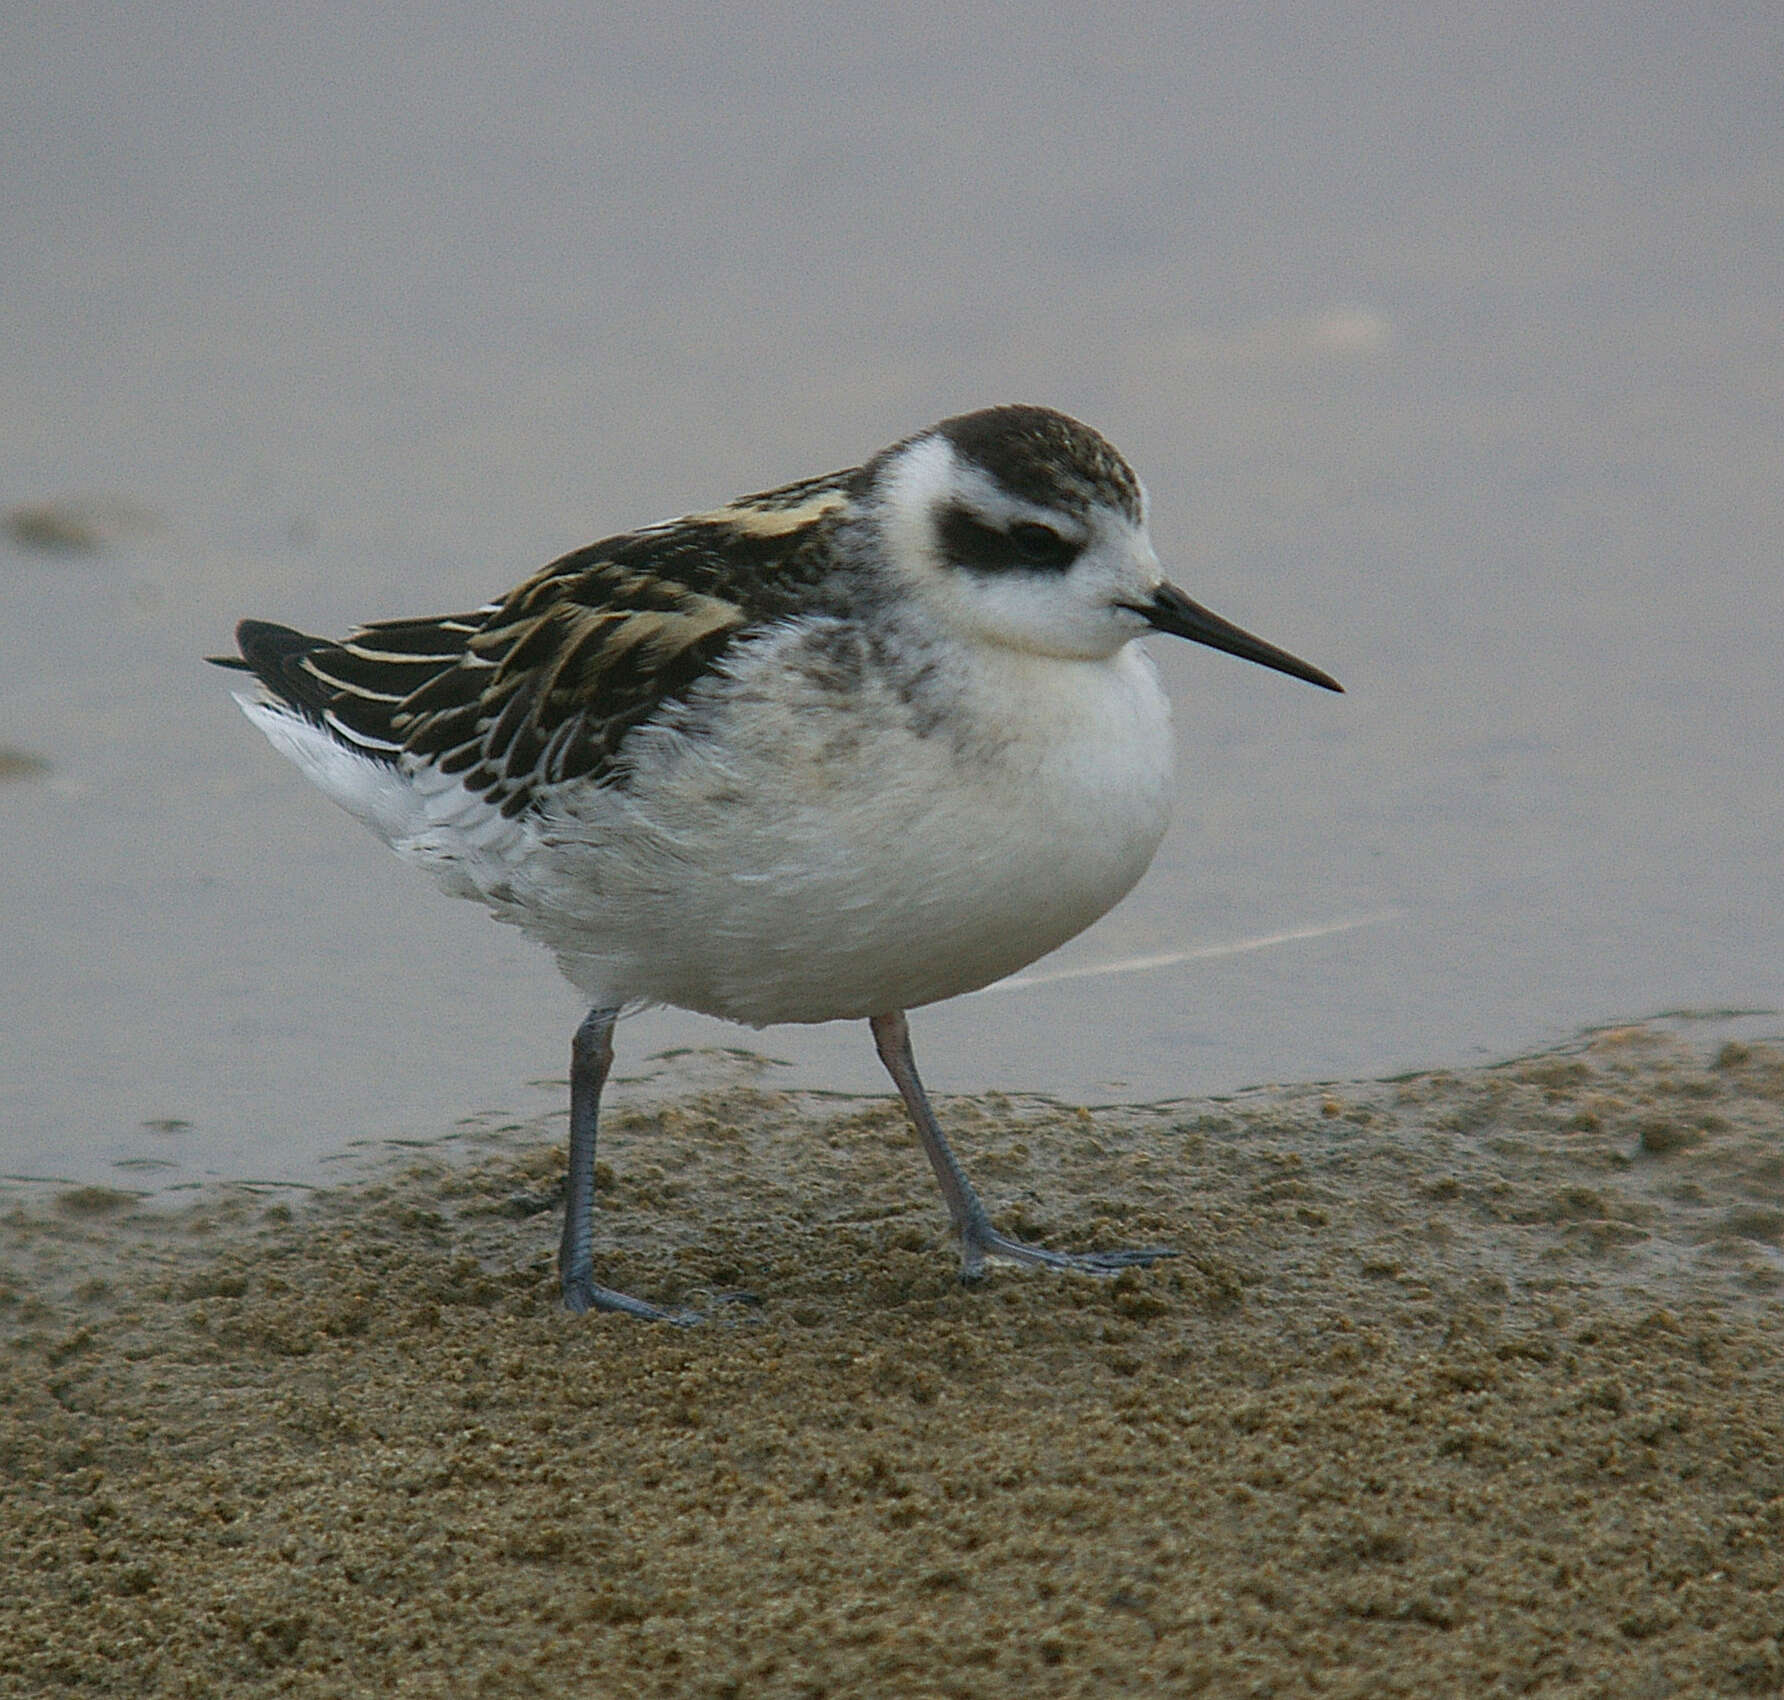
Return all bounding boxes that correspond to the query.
[874,435,1164,661]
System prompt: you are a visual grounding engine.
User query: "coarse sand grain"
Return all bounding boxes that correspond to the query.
[4,1023,1783,1697]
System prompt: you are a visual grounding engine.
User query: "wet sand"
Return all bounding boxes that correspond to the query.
[4,1024,1783,1697]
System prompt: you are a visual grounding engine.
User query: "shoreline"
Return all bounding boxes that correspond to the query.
[5,1023,1782,1695]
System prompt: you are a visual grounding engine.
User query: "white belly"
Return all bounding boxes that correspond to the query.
[507,631,1176,1024]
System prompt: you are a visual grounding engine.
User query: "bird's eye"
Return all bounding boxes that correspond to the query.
[936,505,1083,574]
[1007,521,1079,569]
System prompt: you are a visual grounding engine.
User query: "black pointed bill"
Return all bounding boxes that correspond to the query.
[1133,582,1342,692]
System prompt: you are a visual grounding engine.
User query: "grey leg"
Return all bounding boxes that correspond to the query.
[559,1006,696,1322]
[869,1010,1176,1282]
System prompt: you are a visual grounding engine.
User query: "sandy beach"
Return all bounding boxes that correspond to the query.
[4,1023,1782,1697]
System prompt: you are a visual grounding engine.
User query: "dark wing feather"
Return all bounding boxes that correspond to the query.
[390,554,751,815]
[217,473,858,817]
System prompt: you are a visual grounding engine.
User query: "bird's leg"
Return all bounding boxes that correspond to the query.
[559,1006,696,1322]
[869,1010,1176,1281]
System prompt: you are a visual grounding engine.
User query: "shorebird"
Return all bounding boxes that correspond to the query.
[216,405,1341,1319]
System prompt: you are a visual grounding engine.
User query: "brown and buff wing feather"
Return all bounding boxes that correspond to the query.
[222,475,859,818]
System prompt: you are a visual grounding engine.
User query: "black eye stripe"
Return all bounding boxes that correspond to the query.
[936,505,1083,574]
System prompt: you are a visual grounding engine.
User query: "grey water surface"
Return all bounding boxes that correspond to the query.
[3,5,1780,1195]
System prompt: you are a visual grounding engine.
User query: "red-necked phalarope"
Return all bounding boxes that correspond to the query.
[216,405,1341,1319]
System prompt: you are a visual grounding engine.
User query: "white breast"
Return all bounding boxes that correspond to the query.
[506,623,1177,1024]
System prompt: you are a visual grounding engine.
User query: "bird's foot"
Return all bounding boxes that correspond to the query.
[561,1268,699,1325]
[958,1221,1177,1282]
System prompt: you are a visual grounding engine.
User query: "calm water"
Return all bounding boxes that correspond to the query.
[4,5,1780,1194]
